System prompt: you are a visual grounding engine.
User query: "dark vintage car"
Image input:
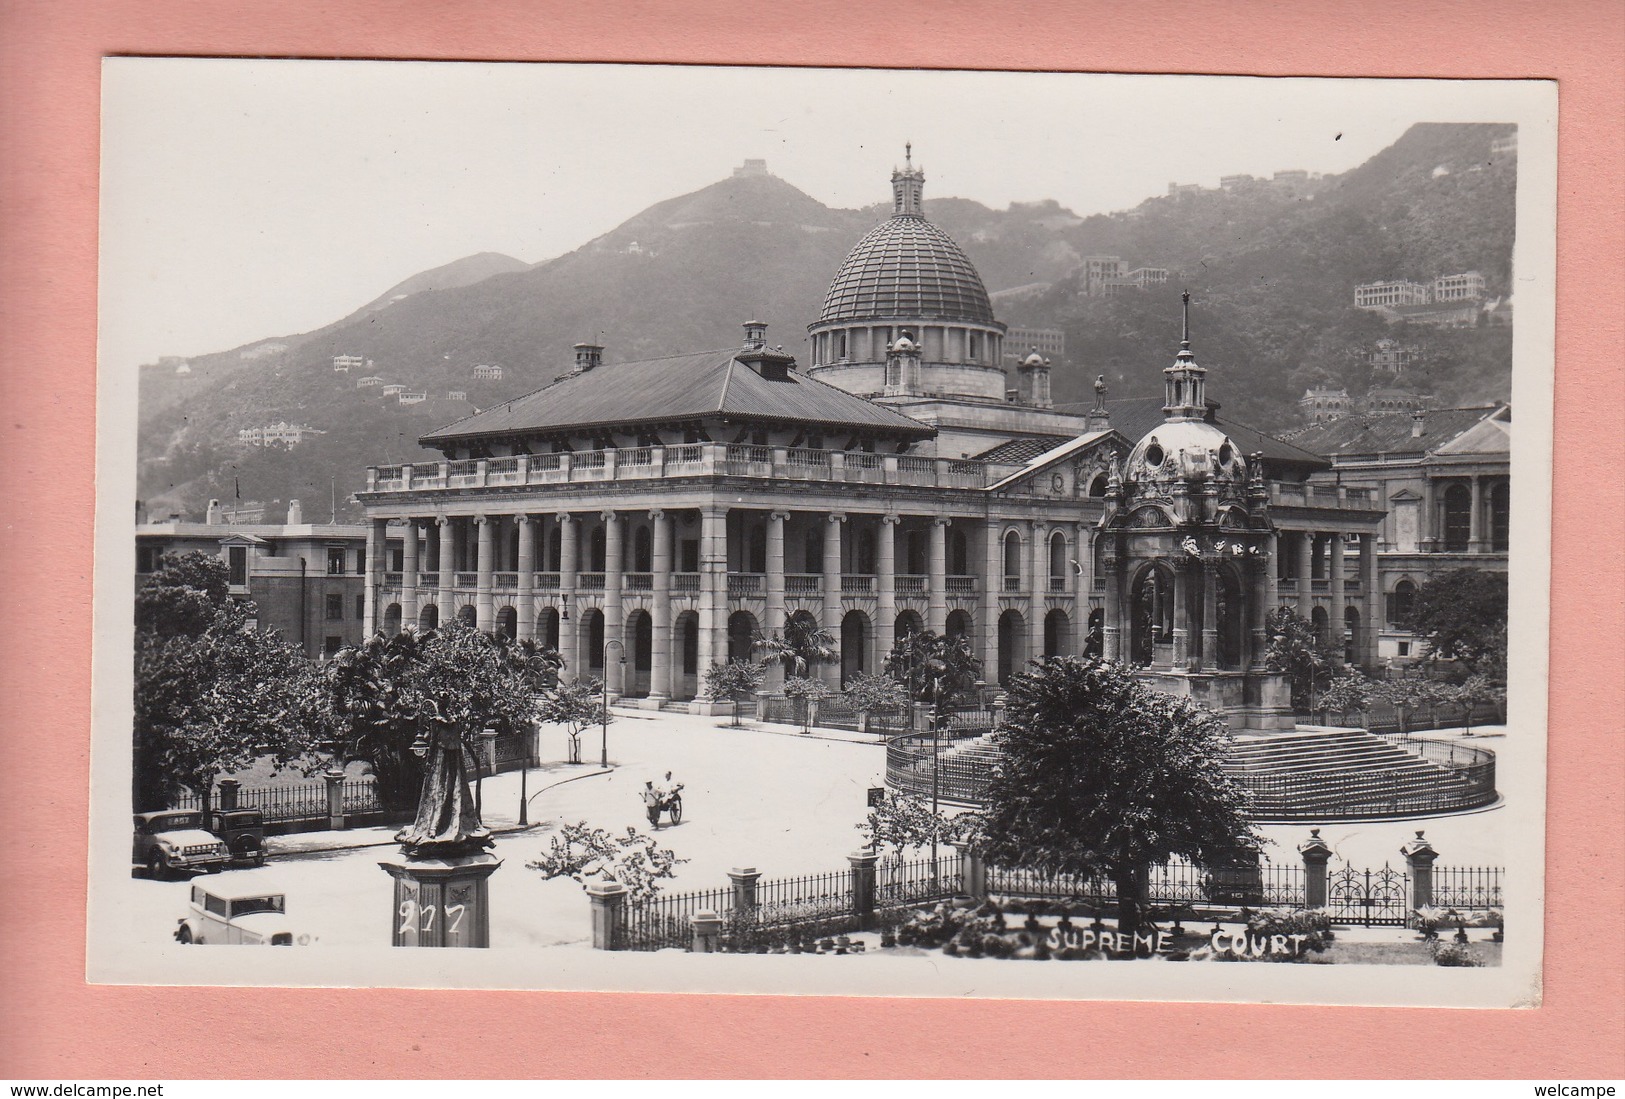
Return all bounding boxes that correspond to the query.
[206,808,268,867]
[133,810,231,879]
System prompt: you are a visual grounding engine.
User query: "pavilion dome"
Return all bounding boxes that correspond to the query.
[1125,418,1248,489]
[817,214,997,326]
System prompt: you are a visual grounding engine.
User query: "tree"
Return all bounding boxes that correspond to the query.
[781,675,833,734]
[1263,608,1345,715]
[539,677,607,764]
[883,629,982,731]
[857,790,980,864]
[134,554,326,811]
[1374,674,1432,734]
[751,615,838,679]
[841,671,910,736]
[324,623,539,810]
[526,822,685,904]
[1314,671,1373,726]
[1409,568,1509,674]
[979,656,1260,937]
[703,660,765,727]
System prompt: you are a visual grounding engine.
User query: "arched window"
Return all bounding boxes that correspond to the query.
[1088,473,1108,497]
[1387,579,1417,629]
[1442,484,1471,552]
[1002,530,1022,581]
[1048,531,1068,589]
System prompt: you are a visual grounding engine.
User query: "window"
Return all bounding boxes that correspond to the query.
[227,545,247,587]
[324,636,342,656]
[968,333,981,362]
[1397,641,1411,657]
[355,594,365,619]
[388,547,404,572]
[1387,580,1417,629]
[326,594,343,621]
[1490,482,1510,552]
[327,548,346,575]
[1441,484,1471,552]
[137,545,164,573]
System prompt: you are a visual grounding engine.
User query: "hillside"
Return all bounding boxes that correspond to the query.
[136,123,1517,520]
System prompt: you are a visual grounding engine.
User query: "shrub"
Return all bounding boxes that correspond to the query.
[1431,941,1486,967]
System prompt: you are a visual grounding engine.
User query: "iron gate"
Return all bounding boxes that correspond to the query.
[1326,864,1411,926]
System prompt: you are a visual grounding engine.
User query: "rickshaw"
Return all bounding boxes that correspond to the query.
[646,783,684,827]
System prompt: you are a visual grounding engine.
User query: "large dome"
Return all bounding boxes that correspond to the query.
[817,215,997,326]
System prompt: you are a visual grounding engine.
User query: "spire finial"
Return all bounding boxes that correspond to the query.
[1181,289,1191,350]
[905,141,912,167]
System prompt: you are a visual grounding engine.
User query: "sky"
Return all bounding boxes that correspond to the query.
[99,61,1533,372]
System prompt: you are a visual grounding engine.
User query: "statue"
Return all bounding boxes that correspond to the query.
[394,697,493,858]
[1093,374,1108,412]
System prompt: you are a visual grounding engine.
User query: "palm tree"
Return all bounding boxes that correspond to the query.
[751,613,838,678]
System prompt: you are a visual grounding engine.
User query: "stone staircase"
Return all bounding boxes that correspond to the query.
[1222,727,1485,820]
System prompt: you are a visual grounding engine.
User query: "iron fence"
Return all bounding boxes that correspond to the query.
[341,779,381,815]
[614,885,733,951]
[754,868,854,925]
[983,859,1307,911]
[1316,699,1505,734]
[1430,865,1503,911]
[876,854,962,906]
[172,776,383,824]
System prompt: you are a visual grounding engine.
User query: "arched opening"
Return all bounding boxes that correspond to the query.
[1043,609,1071,658]
[1085,608,1105,658]
[418,603,438,631]
[1310,605,1330,647]
[727,611,758,665]
[495,606,517,640]
[1088,473,1108,497]
[1490,482,1510,552]
[538,607,560,652]
[1002,530,1022,587]
[1130,564,1172,665]
[582,609,605,677]
[632,526,652,573]
[383,603,402,635]
[1343,605,1361,666]
[945,609,973,643]
[675,611,700,701]
[841,610,870,686]
[894,609,924,642]
[1215,567,1245,669]
[1387,579,1417,629]
[626,610,653,697]
[456,603,477,627]
[997,609,1027,685]
[1048,531,1068,590]
[947,528,969,575]
[1442,483,1472,552]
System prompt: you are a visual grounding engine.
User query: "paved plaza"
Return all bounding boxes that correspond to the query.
[122,709,1511,953]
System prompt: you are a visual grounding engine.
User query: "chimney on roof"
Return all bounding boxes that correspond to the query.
[205,499,221,525]
[742,320,768,351]
[573,343,603,372]
[1411,410,1427,438]
[286,499,303,525]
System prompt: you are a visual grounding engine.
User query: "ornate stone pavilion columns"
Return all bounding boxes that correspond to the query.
[763,510,789,692]
[649,509,672,702]
[1296,532,1314,618]
[928,518,950,635]
[696,505,727,691]
[400,519,421,629]
[602,511,625,696]
[1199,560,1219,672]
[1249,533,1276,669]
[516,516,536,641]
[557,513,578,680]
[980,518,1000,677]
[821,513,846,688]
[364,517,386,634]
[436,517,454,628]
[1103,537,1124,662]
[474,515,495,632]
[1171,560,1191,669]
[1468,474,1484,553]
[876,514,900,661]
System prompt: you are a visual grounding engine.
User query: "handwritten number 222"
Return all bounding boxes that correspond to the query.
[399,900,467,936]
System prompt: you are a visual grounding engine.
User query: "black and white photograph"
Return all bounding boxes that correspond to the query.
[90,61,1555,1005]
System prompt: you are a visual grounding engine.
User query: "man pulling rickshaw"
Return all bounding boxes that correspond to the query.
[642,772,684,827]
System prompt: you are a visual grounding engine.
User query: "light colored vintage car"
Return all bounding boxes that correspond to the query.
[133,810,231,879]
[175,877,316,945]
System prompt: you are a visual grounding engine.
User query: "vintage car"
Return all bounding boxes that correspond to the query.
[205,808,268,867]
[133,810,231,879]
[175,877,315,945]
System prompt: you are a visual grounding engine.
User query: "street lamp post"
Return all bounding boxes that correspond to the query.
[517,721,532,827]
[602,638,625,768]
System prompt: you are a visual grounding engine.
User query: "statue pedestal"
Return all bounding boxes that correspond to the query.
[379,851,502,948]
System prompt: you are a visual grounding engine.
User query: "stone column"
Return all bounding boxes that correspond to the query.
[696,505,726,691]
[399,520,420,631]
[1422,477,1437,551]
[1298,828,1333,909]
[649,509,672,702]
[1400,831,1439,916]
[848,849,879,930]
[602,511,624,698]
[474,516,494,632]
[821,513,846,687]
[516,516,536,641]
[436,518,454,629]
[876,514,899,663]
[1200,561,1219,672]
[217,779,240,812]
[1249,556,1273,670]
[927,517,950,635]
[586,879,627,950]
[1029,522,1047,660]
[689,910,723,953]
[363,517,386,635]
[1171,561,1190,669]
[1296,531,1314,618]
[557,513,578,680]
[1361,532,1381,669]
[1468,474,1483,553]
[980,518,1000,675]
[1330,531,1346,659]
[728,866,761,912]
[956,844,987,901]
[1103,540,1123,662]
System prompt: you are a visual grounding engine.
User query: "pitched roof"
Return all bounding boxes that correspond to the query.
[1288,405,1502,459]
[986,430,1121,491]
[973,435,1072,463]
[420,348,934,447]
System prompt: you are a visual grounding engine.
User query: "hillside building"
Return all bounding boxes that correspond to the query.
[1366,339,1419,375]
[1355,280,1433,310]
[237,422,323,447]
[381,384,406,397]
[333,354,364,373]
[137,503,371,660]
[473,364,504,381]
[357,152,1382,733]
[1299,387,1356,424]
[1490,134,1518,156]
[447,390,467,401]
[1432,271,1487,302]
[398,391,428,406]
[356,375,384,388]
[1001,327,1064,368]
[1291,405,1509,665]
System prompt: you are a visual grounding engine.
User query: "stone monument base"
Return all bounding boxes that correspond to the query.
[378,851,502,948]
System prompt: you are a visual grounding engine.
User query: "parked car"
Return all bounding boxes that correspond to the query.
[133,810,231,879]
[206,808,268,867]
[175,877,315,945]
